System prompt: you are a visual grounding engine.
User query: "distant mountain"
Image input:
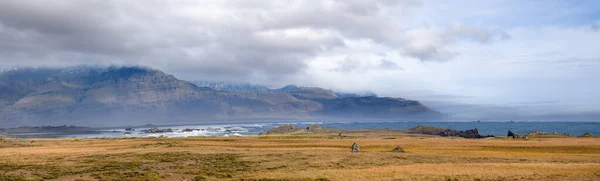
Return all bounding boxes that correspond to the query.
[192,81,377,98]
[190,80,270,92]
[0,66,441,127]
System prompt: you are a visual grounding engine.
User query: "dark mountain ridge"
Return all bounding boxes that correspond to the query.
[0,66,441,127]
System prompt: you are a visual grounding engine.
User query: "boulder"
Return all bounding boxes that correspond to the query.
[391,145,405,152]
[459,128,481,138]
[507,130,515,137]
[351,142,360,152]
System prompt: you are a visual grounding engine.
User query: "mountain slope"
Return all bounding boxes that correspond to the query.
[0,66,441,127]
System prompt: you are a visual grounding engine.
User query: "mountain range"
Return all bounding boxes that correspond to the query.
[188,80,378,98]
[0,66,441,127]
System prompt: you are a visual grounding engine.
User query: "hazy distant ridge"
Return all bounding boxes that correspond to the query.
[0,66,440,127]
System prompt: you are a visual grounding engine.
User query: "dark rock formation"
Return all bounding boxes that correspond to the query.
[581,132,594,137]
[391,145,405,152]
[507,130,515,137]
[141,127,173,133]
[409,125,494,139]
[182,128,201,132]
[351,142,360,152]
[125,128,135,131]
[259,125,298,135]
[507,130,527,139]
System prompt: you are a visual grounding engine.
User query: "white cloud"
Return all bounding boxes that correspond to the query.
[1,0,600,115]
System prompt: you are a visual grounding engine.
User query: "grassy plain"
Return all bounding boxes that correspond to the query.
[0,134,599,181]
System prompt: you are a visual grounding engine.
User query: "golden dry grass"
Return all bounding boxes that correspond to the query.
[0,136,599,181]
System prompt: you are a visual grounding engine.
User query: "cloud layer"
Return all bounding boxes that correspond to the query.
[0,0,499,80]
[1,0,600,117]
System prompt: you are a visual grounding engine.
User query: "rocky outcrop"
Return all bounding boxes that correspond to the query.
[409,125,494,139]
[141,127,173,133]
[507,130,515,137]
[259,125,298,135]
[580,132,594,137]
[306,124,326,131]
[182,128,201,132]
[507,130,527,139]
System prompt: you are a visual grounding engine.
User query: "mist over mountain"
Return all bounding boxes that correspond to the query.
[0,66,441,127]
[189,80,270,92]
[189,80,378,99]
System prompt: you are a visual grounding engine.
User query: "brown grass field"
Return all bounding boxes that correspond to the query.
[1,134,599,181]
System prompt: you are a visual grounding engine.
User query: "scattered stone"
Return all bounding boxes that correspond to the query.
[124,132,132,135]
[391,145,405,152]
[259,125,298,135]
[351,142,360,152]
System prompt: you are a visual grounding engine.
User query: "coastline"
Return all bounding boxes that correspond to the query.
[1,133,599,180]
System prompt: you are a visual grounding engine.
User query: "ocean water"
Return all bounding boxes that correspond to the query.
[65,121,599,138]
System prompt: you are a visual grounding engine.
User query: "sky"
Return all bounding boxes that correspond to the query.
[1,0,599,119]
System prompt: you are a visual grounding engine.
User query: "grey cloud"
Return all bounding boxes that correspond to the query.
[0,0,500,83]
[379,59,403,70]
[402,44,457,62]
[401,23,506,62]
[0,0,421,83]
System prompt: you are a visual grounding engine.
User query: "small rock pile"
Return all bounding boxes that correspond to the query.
[391,145,405,152]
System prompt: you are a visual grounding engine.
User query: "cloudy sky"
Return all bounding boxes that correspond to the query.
[1,0,599,118]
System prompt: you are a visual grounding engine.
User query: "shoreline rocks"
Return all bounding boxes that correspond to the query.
[409,125,494,139]
[141,127,173,134]
[580,132,594,137]
[259,124,298,135]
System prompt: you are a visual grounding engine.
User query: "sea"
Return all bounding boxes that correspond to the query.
[53,121,599,138]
